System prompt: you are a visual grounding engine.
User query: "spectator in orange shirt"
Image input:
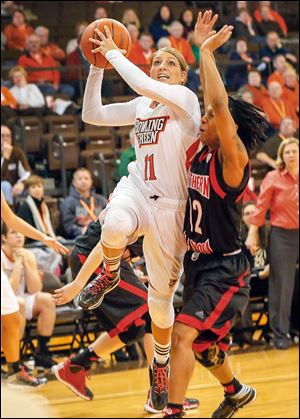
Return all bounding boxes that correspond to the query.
[260,81,298,129]
[168,21,195,66]
[245,70,269,108]
[35,26,65,65]
[254,1,287,36]
[267,55,289,87]
[255,4,285,38]
[128,32,155,75]
[18,34,74,99]
[1,86,17,122]
[282,67,299,115]
[3,8,33,51]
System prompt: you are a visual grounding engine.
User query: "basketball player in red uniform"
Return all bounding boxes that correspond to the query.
[164,11,269,418]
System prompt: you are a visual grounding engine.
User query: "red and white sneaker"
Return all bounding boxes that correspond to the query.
[144,389,200,413]
[52,358,93,400]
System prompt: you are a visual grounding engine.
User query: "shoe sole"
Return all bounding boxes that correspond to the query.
[225,388,257,418]
[85,278,121,310]
[51,365,92,401]
[7,380,47,390]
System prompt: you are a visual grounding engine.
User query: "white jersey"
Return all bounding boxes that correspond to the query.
[1,249,25,296]
[82,50,201,200]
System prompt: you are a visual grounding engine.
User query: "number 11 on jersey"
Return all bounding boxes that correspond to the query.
[144,154,157,180]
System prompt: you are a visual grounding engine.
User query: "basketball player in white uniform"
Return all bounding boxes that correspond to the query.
[63,26,200,410]
[1,191,68,387]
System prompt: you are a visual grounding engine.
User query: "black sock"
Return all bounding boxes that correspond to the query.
[222,376,243,395]
[37,335,51,354]
[70,347,99,370]
[7,361,20,375]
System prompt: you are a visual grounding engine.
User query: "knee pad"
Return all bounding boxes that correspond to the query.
[119,321,147,345]
[148,290,175,329]
[101,207,137,249]
[195,344,226,371]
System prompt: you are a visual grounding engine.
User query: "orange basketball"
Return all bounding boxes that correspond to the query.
[80,18,132,70]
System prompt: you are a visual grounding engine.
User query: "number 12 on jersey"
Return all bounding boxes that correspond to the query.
[144,154,157,180]
[189,197,203,234]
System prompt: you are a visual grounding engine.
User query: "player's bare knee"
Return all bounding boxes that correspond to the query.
[171,323,194,351]
[194,343,226,371]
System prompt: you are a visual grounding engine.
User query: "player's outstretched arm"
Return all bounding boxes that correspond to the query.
[53,240,104,305]
[88,26,199,119]
[1,191,69,255]
[194,10,218,111]
[200,25,248,188]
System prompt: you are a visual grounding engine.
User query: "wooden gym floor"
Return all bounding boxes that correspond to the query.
[1,346,298,418]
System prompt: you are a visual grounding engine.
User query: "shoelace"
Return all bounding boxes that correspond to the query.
[153,365,168,394]
[89,270,114,295]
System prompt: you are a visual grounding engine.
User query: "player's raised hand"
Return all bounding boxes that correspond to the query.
[201,24,233,52]
[194,10,218,47]
[52,282,82,305]
[89,26,126,56]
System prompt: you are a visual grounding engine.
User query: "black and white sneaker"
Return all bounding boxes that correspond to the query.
[212,385,256,418]
[78,268,120,310]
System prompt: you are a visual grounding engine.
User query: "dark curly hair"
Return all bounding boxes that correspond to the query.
[228,96,270,152]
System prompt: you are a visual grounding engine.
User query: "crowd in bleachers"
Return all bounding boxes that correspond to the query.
[1,0,299,388]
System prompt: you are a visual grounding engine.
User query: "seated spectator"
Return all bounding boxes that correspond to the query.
[255,4,284,37]
[18,34,74,99]
[3,8,33,51]
[238,86,254,104]
[157,36,172,49]
[282,67,299,114]
[260,81,298,129]
[232,9,257,42]
[225,39,255,91]
[179,9,195,39]
[126,23,140,50]
[65,21,88,55]
[128,32,155,75]
[246,138,299,350]
[168,21,195,66]
[94,6,108,20]
[8,66,46,117]
[267,54,289,87]
[16,175,64,280]
[35,26,65,65]
[1,85,17,122]
[115,128,136,182]
[244,69,269,108]
[60,168,106,239]
[149,5,173,43]
[122,9,142,31]
[259,31,297,80]
[256,117,297,169]
[1,223,57,368]
[64,33,90,101]
[1,124,31,205]
[254,1,288,36]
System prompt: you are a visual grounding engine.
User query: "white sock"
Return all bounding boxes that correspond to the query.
[154,340,171,365]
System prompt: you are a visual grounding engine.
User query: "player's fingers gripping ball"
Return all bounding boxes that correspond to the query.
[80,18,132,69]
